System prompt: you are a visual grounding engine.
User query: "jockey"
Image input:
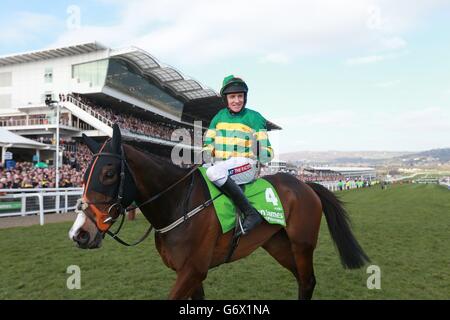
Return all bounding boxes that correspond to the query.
[203,75,274,236]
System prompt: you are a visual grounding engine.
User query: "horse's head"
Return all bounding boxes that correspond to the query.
[69,124,137,249]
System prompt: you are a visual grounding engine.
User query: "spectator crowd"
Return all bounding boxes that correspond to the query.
[0,142,92,189]
[299,174,346,182]
[0,162,83,189]
[70,93,198,141]
[1,92,210,190]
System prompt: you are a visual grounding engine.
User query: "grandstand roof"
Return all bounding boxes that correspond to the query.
[0,42,106,67]
[113,48,218,102]
[0,42,282,130]
[0,128,53,150]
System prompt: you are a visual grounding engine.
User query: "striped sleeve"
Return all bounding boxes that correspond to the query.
[203,114,219,155]
[253,113,274,164]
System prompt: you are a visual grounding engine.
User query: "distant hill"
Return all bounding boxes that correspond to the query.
[279,148,450,167]
[393,148,450,163]
[279,150,412,164]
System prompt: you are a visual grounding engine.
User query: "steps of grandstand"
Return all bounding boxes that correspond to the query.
[62,95,113,136]
[64,95,197,149]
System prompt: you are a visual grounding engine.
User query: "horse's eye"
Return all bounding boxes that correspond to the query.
[105,170,115,178]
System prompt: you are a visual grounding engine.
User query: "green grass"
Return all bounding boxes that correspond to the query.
[0,184,449,299]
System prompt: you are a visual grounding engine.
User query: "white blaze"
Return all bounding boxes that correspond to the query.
[69,212,87,240]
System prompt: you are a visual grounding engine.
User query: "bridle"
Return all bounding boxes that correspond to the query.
[81,138,145,245]
[81,139,202,246]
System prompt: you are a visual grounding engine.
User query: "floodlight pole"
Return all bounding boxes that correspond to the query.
[54,102,61,213]
[56,102,60,190]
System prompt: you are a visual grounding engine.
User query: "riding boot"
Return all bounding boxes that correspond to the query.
[219,178,263,236]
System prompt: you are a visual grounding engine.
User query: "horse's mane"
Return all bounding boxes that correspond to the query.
[124,143,194,173]
[124,142,209,201]
[127,143,170,162]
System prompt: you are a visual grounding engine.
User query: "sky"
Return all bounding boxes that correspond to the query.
[1,0,450,154]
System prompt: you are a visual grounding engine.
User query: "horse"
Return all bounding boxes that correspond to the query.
[69,124,370,300]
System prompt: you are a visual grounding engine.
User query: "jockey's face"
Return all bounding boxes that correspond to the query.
[226,92,245,113]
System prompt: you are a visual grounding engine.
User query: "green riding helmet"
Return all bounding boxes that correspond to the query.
[220,75,249,109]
[220,75,249,96]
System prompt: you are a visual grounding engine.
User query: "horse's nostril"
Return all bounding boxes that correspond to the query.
[76,230,90,245]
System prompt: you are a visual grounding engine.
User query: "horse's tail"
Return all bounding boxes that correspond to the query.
[307,182,370,269]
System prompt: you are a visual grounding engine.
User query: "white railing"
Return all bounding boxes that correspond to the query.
[439,179,450,189]
[1,117,77,130]
[67,94,114,127]
[320,182,341,192]
[295,179,378,192]
[0,187,83,225]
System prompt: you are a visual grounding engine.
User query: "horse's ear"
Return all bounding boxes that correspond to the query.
[111,123,121,154]
[82,133,100,154]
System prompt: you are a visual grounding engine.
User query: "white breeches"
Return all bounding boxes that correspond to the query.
[205,157,258,187]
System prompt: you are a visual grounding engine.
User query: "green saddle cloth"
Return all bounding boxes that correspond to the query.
[198,167,286,233]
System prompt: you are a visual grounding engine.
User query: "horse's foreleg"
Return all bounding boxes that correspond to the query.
[168,267,207,300]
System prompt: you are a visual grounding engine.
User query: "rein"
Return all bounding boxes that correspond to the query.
[125,163,223,234]
[83,141,217,245]
[126,164,200,213]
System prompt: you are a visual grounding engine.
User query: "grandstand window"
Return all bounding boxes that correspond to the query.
[168,80,202,92]
[105,58,184,118]
[0,72,12,87]
[124,51,159,69]
[72,59,108,87]
[184,89,216,100]
[44,67,53,83]
[151,68,183,82]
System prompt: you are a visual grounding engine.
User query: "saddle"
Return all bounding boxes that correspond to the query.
[198,167,286,233]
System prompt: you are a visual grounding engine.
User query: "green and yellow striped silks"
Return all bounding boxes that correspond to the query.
[203,108,274,163]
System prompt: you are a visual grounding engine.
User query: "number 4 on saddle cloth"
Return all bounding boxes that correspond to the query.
[198,167,286,233]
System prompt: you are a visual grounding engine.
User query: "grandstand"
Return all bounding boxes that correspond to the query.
[262,160,298,175]
[0,42,281,166]
[304,166,376,180]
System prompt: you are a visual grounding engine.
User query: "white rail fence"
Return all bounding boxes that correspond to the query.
[439,180,450,189]
[0,188,83,225]
[298,180,374,192]
[0,180,384,227]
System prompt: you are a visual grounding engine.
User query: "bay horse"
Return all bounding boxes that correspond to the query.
[69,124,370,300]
